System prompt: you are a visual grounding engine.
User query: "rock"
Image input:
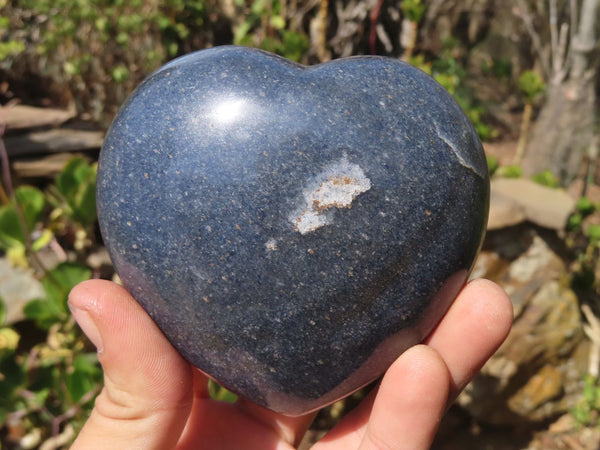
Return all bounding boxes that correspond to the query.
[97,46,489,415]
[487,184,527,230]
[0,258,44,324]
[460,230,587,425]
[488,178,575,231]
[12,153,88,178]
[528,413,600,450]
[4,105,76,132]
[4,128,104,157]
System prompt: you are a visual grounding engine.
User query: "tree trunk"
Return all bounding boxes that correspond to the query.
[522,78,595,182]
[522,0,599,185]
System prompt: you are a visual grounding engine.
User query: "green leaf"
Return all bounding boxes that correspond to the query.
[531,170,560,188]
[586,224,600,244]
[234,21,252,45]
[111,65,129,83]
[23,298,65,329]
[577,196,596,216]
[66,353,101,402]
[32,229,53,252]
[0,205,25,249]
[486,155,499,176]
[14,185,45,231]
[0,297,6,326]
[498,165,523,179]
[55,158,97,227]
[42,262,92,307]
[269,15,285,30]
[518,70,546,102]
[567,212,583,231]
[73,352,100,374]
[208,379,238,403]
[0,351,25,398]
[0,327,20,351]
[24,262,91,328]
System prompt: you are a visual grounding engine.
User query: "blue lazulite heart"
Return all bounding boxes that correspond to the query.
[97,46,488,416]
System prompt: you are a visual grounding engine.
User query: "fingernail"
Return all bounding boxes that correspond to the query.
[69,304,104,353]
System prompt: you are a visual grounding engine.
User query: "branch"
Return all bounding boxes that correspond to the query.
[514,0,552,79]
[571,0,600,79]
[582,304,600,378]
[550,0,559,73]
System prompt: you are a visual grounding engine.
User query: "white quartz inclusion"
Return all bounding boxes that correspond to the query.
[290,156,371,234]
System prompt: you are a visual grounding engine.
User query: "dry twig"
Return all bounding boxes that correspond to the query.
[581,304,600,378]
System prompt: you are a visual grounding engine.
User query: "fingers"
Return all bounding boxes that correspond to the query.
[236,397,317,447]
[425,278,513,401]
[359,345,450,450]
[314,346,450,450]
[177,380,316,449]
[315,278,513,449]
[68,280,194,450]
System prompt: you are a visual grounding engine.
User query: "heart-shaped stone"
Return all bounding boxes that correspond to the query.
[97,46,488,416]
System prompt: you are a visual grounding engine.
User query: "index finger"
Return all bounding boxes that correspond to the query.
[425,278,513,402]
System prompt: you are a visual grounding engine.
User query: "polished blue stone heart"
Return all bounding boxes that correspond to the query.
[97,46,488,416]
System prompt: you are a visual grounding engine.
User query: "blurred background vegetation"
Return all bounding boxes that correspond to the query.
[1,0,600,448]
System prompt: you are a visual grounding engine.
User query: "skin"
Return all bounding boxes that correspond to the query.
[68,278,512,449]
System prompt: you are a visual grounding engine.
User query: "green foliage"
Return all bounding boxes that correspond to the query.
[51,157,97,229]
[482,58,513,80]
[0,186,46,267]
[424,39,498,141]
[531,170,560,188]
[0,263,101,446]
[577,196,596,217]
[486,155,499,176]
[0,156,105,445]
[573,375,600,426]
[0,155,248,446]
[233,0,309,62]
[567,195,600,295]
[517,70,546,103]
[25,263,92,330]
[6,0,208,122]
[0,8,24,62]
[401,0,426,23]
[208,379,238,403]
[586,224,600,245]
[497,165,523,178]
[567,197,597,233]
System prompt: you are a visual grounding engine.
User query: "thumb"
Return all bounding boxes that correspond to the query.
[68,279,193,450]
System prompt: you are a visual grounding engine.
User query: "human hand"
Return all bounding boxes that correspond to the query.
[68,278,512,449]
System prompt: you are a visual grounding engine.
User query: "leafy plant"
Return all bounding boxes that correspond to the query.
[25,263,92,330]
[0,154,251,446]
[3,0,208,123]
[518,70,546,103]
[531,170,560,188]
[487,155,500,176]
[49,157,97,230]
[400,0,426,23]
[497,165,523,178]
[412,39,497,141]
[233,0,309,62]
[567,196,600,294]
[573,375,600,426]
[514,70,546,165]
[0,263,101,447]
[0,186,46,267]
[208,379,238,403]
[0,0,24,63]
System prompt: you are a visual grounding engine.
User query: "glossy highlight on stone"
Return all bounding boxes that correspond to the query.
[97,46,489,416]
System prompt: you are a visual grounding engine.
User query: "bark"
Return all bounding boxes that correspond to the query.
[522,0,600,185]
[522,79,595,182]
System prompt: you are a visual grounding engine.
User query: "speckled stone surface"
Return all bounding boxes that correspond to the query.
[97,46,489,416]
